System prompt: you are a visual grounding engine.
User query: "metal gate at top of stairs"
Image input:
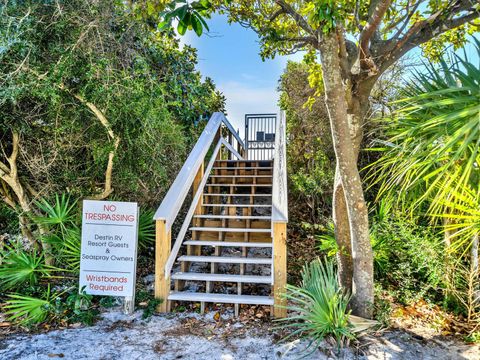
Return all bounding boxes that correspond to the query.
[245,113,277,161]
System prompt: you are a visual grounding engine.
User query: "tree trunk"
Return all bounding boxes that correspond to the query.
[319,33,374,318]
[333,167,353,293]
[333,94,369,295]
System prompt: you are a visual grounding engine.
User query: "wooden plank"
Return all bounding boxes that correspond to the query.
[202,194,272,197]
[155,219,171,312]
[168,292,274,305]
[192,162,204,257]
[273,222,287,318]
[178,255,272,264]
[205,184,272,187]
[194,215,271,220]
[212,167,273,170]
[183,240,272,247]
[171,272,271,283]
[180,162,205,290]
[189,227,270,233]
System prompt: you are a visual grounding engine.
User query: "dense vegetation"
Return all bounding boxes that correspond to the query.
[279,43,480,344]
[0,0,223,325]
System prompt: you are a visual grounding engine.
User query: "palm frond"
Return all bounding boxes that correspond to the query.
[276,258,354,352]
[138,208,155,251]
[4,286,56,325]
[368,40,480,218]
[34,194,78,233]
[0,246,53,290]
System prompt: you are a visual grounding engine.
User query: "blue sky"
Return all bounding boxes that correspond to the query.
[180,14,302,130]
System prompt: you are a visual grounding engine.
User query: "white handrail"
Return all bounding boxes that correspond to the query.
[154,112,243,228]
[164,138,236,277]
[272,111,288,223]
[223,116,245,150]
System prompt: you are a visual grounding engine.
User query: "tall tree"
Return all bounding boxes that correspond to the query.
[148,0,479,317]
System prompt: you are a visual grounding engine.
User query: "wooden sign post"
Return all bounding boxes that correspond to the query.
[79,200,139,314]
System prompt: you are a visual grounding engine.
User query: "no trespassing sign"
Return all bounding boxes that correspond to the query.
[79,200,139,297]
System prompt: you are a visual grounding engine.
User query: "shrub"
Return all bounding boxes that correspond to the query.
[315,206,444,305]
[0,203,18,234]
[371,215,444,304]
[0,244,53,291]
[3,286,99,327]
[278,258,354,352]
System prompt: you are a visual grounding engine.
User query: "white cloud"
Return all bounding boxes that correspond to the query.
[218,81,280,136]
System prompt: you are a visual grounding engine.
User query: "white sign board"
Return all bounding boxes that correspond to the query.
[79,200,138,297]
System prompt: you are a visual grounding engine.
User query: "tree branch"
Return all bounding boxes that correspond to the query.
[8,132,19,177]
[269,8,284,22]
[275,35,317,45]
[336,27,351,80]
[382,1,479,71]
[274,0,315,35]
[67,92,120,199]
[354,0,363,31]
[359,0,392,65]
[389,1,422,40]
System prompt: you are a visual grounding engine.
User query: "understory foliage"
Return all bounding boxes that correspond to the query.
[0,0,218,326]
[317,204,444,305]
[0,0,224,238]
[288,42,479,336]
[279,258,353,352]
[279,61,334,224]
[367,40,480,326]
[0,193,155,326]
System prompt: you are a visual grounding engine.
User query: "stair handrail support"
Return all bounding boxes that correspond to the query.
[271,110,288,318]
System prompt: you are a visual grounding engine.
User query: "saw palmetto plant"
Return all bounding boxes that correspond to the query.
[0,244,53,290]
[277,258,354,353]
[368,39,480,252]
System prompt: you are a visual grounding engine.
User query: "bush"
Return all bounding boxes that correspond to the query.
[0,244,53,290]
[278,258,354,352]
[4,285,98,326]
[0,203,18,234]
[371,215,444,304]
[316,206,444,305]
[279,61,334,223]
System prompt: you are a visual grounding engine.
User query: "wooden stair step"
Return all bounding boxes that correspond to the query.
[205,184,272,187]
[203,193,272,197]
[178,255,272,264]
[194,215,271,220]
[168,291,274,305]
[202,204,271,208]
[210,175,272,178]
[212,167,273,170]
[171,272,271,284]
[215,160,273,163]
[183,240,272,247]
[189,227,270,233]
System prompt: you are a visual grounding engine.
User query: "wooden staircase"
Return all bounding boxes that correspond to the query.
[154,113,288,317]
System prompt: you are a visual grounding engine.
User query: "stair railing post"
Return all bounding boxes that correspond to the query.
[273,222,287,318]
[228,132,233,160]
[272,111,288,318]
[155,219,171,312]
[191,162,204,257]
